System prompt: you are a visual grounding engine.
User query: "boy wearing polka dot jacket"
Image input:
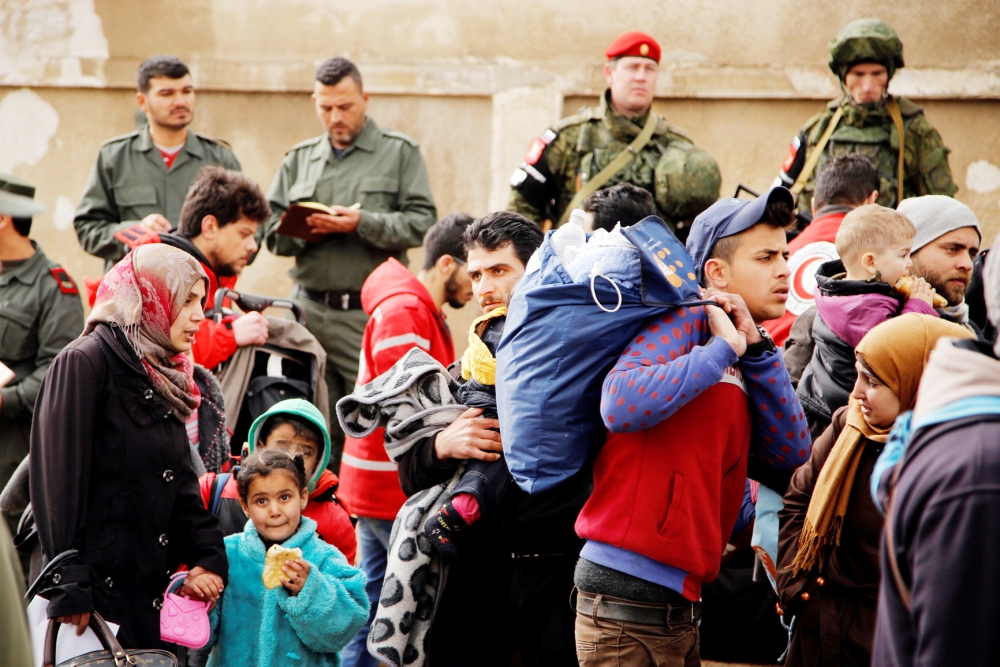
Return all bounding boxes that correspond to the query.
[574,187,811,665]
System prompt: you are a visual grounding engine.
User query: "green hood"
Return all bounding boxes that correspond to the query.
[246,399,331,492]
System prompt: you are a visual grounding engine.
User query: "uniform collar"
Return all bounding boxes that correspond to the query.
[136,127,204,159]
[601,89,661,142]
[0,241,45,287]
[312,117,379,163]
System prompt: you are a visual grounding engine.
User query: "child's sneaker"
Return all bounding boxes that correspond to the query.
[422,500,469,559]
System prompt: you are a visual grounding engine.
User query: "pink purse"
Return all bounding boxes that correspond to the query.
[159,571,211,649]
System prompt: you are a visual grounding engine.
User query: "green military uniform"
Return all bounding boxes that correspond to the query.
[778,19,957,212]
[265,117,437,471]
[0,176,85,560]
[74,127,241,271]
[508,90,721,234]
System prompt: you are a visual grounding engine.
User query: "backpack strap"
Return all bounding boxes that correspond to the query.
[790,106,844,196]
[883,465,911,611]
[886,97,906,205]
[210,472,232,516]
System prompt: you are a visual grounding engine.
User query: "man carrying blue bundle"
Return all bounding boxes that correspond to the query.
[573,187,812,666]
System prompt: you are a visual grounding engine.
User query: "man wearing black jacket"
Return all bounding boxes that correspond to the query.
[396,212,585,666]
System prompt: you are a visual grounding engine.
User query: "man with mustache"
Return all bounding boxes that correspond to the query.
[265,57,437,474]
[508,32,720,240]
[75,55,242,272]
[899,195,982,333]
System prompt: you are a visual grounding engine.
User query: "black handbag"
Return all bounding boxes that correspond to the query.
[43,612,178,667]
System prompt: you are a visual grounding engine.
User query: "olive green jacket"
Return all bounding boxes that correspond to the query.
[264,118,437,292]
[508,90,721,229]
[0,243,85,483]
[789,95,957,212]
[74,127,241,271]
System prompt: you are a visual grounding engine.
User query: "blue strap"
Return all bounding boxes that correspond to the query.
[210,473,232,516]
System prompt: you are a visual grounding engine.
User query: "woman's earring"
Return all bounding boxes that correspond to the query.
[244,511,250,517]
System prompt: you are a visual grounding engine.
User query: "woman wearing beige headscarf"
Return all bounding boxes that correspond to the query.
[29,245,227,649]
[775,313,974,667]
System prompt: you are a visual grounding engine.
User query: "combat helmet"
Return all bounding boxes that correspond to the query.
[828,19,904,81]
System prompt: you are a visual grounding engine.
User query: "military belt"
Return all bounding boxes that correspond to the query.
[297,286,363,311]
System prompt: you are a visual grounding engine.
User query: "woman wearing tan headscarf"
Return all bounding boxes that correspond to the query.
[29,245,227,649]
[775,313,974,667]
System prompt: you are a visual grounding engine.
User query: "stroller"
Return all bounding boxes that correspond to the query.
[209,288,330,456]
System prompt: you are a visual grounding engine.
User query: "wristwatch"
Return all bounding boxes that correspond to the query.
[743,325,777,358]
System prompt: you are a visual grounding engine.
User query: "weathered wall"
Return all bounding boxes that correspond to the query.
[3,0,1000,349]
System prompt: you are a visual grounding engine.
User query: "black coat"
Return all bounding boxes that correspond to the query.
[29,324,227,649]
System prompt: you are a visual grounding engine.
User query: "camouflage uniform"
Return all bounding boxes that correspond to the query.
[508,91,721,234]
[778,19,957,212]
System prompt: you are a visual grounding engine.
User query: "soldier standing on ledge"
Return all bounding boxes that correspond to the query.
[75,55,242,273]
[776,19,957,215]
[264,57,437,473]
[508,31,721,240]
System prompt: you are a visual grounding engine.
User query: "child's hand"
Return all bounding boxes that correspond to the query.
[181,566,225,611]
[909,277,936,307]
[281,558,311,595]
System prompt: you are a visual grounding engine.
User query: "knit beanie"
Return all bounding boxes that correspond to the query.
[897,195,981,253]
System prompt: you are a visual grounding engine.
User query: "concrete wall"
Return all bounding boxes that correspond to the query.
[4,0,1000,349]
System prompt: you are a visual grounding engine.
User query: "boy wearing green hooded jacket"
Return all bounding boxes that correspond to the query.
[199,399,357,563]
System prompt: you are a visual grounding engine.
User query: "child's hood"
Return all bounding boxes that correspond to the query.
[246,399,331,492]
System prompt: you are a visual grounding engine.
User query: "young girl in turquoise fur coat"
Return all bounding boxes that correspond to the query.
[206,449,368,667]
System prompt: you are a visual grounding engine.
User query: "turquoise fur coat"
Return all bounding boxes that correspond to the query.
[207,517,368,667]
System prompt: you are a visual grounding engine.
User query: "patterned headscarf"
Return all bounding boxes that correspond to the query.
[85,244,208,421]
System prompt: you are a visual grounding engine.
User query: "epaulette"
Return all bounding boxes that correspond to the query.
[48,267,79,296]
[802,108,835,134]
[286,136,324,154]
[100,131,141,148]
[661,120,695,143]
[381,129,419,147]
[196,133,234,151]
[551,105,602,132]
[893,96,924,117]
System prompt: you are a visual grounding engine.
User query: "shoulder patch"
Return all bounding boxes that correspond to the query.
[287,136,324,154]
[523,129,558,165]
[100,131,141,148]
[49,267,79,295]
[381,129,419,147]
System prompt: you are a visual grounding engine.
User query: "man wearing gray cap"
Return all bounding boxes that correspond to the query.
[0,174,85,539]
[899,195,982,330]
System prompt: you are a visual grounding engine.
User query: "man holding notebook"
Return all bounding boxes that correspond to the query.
[265,56,437,473]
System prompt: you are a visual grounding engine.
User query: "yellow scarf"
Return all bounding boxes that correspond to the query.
[460,307,507,386]
[790,314,974,576]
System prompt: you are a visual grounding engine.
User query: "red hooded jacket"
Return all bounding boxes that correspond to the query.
[338,258,456,520]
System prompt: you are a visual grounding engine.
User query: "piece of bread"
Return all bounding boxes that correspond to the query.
[895,275,948,308]
[262,544,303,589]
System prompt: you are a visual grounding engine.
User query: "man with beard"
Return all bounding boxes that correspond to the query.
[339,213,474,667]
[75,55,242,272]
[265,56,437,474]
[776,19,956,215]
[899,195,982,333]
[159,166,271,369]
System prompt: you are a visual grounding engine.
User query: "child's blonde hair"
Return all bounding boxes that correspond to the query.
[834,204,915,266]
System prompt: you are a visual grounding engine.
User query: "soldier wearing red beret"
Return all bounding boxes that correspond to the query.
[508,31,721,240]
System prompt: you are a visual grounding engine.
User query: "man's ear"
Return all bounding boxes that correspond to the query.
[865,190,879,206]
[603,62,614,87]
[136,91,148,114]
[200,215,219,239]
[435,254,456,276]
[702,258,729,290]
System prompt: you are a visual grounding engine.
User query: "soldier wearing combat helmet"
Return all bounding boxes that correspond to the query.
[777,18,957,214]
[508,31,721,240]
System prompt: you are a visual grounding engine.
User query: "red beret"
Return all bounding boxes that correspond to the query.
[605,32,661,63]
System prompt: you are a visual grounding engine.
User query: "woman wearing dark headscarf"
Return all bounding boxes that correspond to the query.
[776,313,974,667]
[29,244,227,649]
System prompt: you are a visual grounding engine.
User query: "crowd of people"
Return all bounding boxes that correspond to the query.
[0,14,997,667]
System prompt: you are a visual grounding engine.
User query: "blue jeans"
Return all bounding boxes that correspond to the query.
[341,517,394,667]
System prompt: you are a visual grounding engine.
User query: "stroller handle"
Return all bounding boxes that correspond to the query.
[211,288,306,326]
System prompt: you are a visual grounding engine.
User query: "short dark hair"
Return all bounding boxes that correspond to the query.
[463,211,543,268]
[237,449,309,503]
[257,414,322,450]
[813,154,880,209]
[315,57,363,89]
[422,213,474,269]
[11,217,30,236]
[584,183,658,232]
[708,199,796,271]
[137,55,190,93]
[178,166,271,238]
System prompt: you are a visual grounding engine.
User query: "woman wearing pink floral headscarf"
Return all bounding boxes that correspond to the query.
[29,244,228,650]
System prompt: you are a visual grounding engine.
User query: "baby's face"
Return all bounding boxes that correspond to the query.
[871,239,914,287]
[260,424,319,481]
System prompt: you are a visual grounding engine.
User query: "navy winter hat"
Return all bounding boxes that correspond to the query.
[686,186,794,282]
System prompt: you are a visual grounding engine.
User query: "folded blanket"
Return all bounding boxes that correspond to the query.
[337,347,466,667]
